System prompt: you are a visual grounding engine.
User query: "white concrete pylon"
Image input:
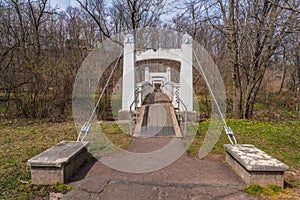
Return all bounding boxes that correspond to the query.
[122,34,135,110]
[180,35,193,111]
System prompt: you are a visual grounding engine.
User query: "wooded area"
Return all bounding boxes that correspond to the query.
[0,0,299,120]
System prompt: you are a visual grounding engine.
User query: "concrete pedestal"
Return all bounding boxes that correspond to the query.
[224,144,288,187]
[27,141,89,185]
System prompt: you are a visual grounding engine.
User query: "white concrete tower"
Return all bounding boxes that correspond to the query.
[121,34,135,110]
[180,35,193,111]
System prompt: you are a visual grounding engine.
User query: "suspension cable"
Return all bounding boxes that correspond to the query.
[192,49,237,145]
[77,52,123,141]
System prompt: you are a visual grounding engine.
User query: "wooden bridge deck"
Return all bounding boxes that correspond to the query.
[133,92,181,137]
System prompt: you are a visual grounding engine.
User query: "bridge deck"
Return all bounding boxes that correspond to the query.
[134,92,181,137]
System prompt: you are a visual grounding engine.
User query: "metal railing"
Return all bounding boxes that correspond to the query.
[129,93,140,136]
[162,82,180,109]
[129,80,187,137]
[161,83,187,136]
[129,82,154,136]
[177,96,188,136]
[140,81,154,104]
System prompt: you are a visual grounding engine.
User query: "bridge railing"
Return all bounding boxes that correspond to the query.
[161,82,180,109]
[177,96,187,136]
[129,81,154,135]
[161,82,187,136]
[136,81,154,107]
[129,94,140,135]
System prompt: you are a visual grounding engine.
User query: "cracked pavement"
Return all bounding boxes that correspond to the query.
[62,138,251,200]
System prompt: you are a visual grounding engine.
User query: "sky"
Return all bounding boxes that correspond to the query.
[48,0,175,22]
[49,0,78,10]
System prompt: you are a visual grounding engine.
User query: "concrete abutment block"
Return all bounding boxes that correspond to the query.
[224,144,288,188]
[27,141,89,185]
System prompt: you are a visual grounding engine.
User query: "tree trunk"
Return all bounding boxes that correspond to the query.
[244,74,264,119]
[232,68,242,119]
[295,32,300,119]
[229,0,242,119]
[278,64,287,94]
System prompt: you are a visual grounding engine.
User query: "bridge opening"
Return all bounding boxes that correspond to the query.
[154,84,161,92]
[127,59,187,137]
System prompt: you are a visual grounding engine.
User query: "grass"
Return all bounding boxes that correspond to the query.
[0,120,77,199]
[0,119,132,199]
[243,184,299,199]
[186,119,300,199]
[86,122,132,156]
[1,118,299,199]
[188,119,300,198]
[188,119,300,170]
[243,184,288,195]
[100,123,131,150]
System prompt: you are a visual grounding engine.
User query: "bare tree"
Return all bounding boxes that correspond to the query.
[171,0,299,119]
[210,0,300,119]
[77,0,167,35]
[0,0,299,120]
[75,0,110,39]
[0,1,93,119]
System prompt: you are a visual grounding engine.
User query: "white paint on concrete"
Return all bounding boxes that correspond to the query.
[122,34,135,110]
[136,49,181,62]
[180,35,193,111]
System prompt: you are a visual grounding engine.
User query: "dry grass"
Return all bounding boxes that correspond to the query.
[0,120,77,199]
